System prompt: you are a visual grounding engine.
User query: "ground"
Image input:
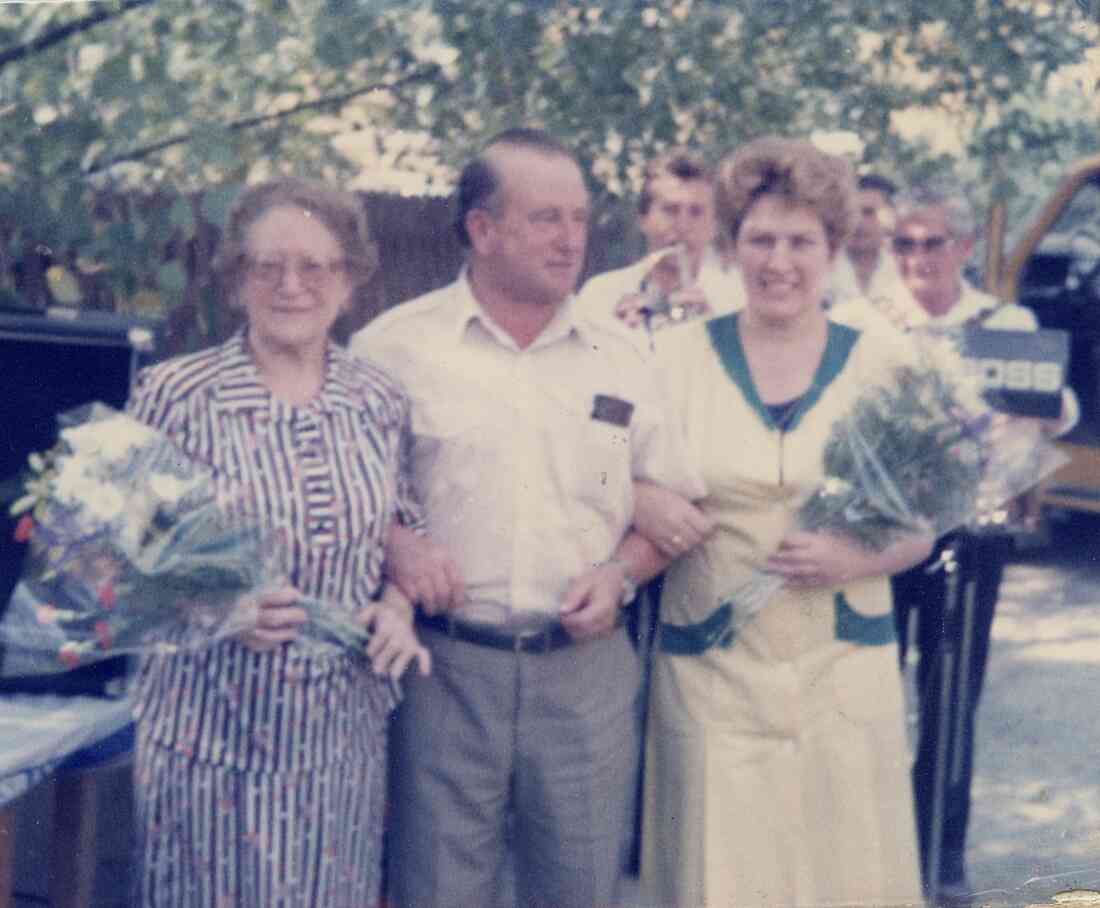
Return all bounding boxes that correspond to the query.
[968,523,1100,906]
[10,520,1100,907]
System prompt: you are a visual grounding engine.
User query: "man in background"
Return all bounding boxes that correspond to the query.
[827,173,920,326]
[889,180,1078,905]
[576,147,744,349]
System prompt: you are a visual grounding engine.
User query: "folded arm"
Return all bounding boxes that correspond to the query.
[559,481,716,642]
[385,521,464,614]
[632,479,716,559]
[766,529,935,589]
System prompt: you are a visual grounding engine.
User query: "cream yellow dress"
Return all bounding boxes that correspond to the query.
[641,314,923,908]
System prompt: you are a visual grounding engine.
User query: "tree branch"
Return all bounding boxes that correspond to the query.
[87,65,440,174]
[0,0,156,71]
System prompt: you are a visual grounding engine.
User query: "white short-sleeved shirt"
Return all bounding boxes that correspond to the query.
[828,251,914,306]
[826,253,924,334]
[920,281,1079,434]
[575,249,746,355]
[834,280,1079,435]
[349,272,700,623]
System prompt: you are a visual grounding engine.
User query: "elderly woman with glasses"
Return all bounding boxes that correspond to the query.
[125,178,429,907]
[633,138,932,907]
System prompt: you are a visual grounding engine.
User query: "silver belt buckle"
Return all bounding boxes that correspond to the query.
[513,627,545,653]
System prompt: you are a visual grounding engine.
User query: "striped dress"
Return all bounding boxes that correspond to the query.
[126,331,422,907]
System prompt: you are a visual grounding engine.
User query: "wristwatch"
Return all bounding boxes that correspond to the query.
[605,558,638,607]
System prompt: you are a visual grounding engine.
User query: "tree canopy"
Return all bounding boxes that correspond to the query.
[0,0,1095,343]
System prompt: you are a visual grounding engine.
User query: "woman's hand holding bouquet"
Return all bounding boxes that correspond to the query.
[1,403,428,682]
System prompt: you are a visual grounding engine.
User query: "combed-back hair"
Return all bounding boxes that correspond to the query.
[453,127,578,247]
[893,180,978,239]
[857,173,898,200]
[638,147,713,215]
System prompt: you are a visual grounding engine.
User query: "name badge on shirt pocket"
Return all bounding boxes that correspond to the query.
[591,394,634,428]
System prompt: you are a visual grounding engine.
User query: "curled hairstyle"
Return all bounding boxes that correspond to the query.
[638,147,713,215]
[715,136,856,254]
[893,180,977,239]
[453,127,578,248]
[214,177,379,305]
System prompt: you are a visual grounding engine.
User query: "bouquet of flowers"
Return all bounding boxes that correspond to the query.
[718,335,1067,634]
[1,403,376,677]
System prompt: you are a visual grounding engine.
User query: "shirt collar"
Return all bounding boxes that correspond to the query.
[209,329,364,418]
[922,279,989,327]
[450,267,593,350]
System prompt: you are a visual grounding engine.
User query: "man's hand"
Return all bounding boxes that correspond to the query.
[559,561,628,642]
[765,529,933,588]
[237,585,307,651]
[614,286,710,330]
[666,285,710,321]
[357,587,431,679]
[633,480,715,559]
[385,522,464,614]
[614,291,650,328]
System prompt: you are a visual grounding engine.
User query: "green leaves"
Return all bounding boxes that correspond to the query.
[0,0,1092,350]
[199,185,239,231]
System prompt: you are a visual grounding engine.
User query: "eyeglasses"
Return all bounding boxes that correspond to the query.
[892,235,951,256]
[245,256,348,289]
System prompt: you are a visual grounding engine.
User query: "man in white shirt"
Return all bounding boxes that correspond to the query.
[350,128,701,908]
[888,181,1077,905]
[575,148,745,351]
[829,175,901,298]
[826,173,922,330]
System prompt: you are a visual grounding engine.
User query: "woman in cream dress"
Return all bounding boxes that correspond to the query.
[638,138,930,908]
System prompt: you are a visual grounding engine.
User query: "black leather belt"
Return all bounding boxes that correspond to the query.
[418,612,576,654]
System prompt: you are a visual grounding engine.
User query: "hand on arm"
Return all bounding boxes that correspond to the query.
[357,585,431,679]
[385,521,464,614]
[614,292,650,328]
[632,480,716,559]
[559,531,666,642]
[765,529,934,589]
[667,285,711,319]
[237,585,308,652]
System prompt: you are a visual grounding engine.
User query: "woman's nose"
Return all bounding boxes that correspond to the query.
[276,262,306,293]
[765,240,791,267]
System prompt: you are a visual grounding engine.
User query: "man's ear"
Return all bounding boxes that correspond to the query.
[465,208,497,255]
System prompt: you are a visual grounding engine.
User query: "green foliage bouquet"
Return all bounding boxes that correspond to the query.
[796,360,989,547]
[1,404,376,678]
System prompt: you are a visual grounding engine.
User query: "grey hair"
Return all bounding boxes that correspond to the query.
[893,181,977,239]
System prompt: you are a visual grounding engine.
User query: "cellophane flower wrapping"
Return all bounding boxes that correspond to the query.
[2,403,376,677]
[719,333,1069,630]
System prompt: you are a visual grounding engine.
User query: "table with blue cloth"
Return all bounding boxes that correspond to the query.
[0,695,134,908]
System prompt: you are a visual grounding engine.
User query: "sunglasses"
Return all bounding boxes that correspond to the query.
[892,235,951,255]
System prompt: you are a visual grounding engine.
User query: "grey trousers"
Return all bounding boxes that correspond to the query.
[386,625,641,908]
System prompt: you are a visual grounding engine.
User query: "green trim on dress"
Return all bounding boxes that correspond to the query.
[658,592,895,655]
[833,592,896,646]
[658,603,737,655]
[705,313,860,432]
